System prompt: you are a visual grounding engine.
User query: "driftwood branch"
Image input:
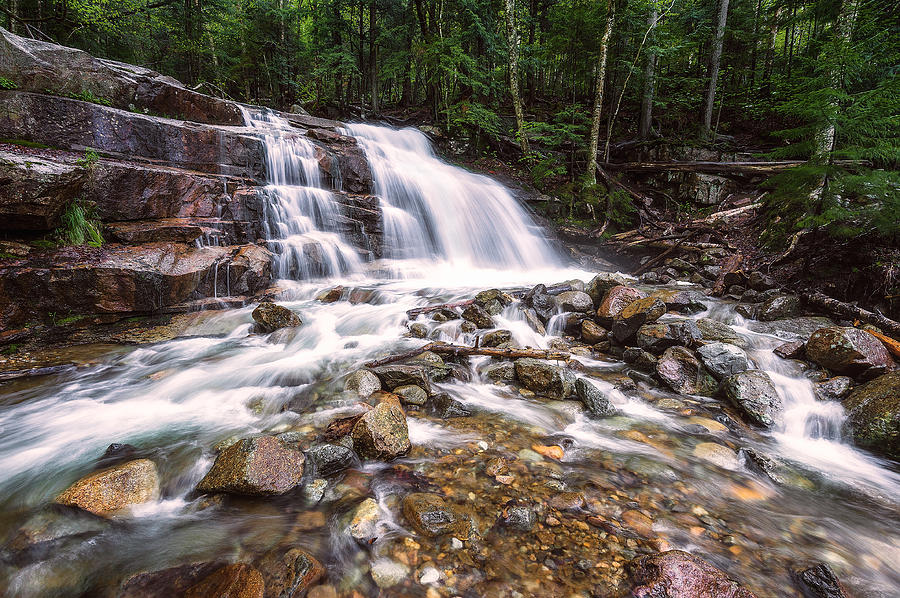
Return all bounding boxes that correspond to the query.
[802,292,900,340]
[364,342,570,368]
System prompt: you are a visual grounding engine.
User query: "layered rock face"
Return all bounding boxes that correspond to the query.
[0,27,382,331]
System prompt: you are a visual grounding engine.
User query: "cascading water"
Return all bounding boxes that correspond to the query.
[342,123,559,270]
[242,107,363,279]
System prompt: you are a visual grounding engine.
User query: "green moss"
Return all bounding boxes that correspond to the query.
[0,344,21,355]
[66,89,111,106]
[0,138,50,149]
[0,77,17,90]
[55,314,87,326]
[75,149,100,169]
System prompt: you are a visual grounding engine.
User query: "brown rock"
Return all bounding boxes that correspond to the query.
[581,319,607,344]
[252,303,302,333]
[627,550,757,598]
[55,459,159,517]
[596,285,645,322]
[118,562,226,598]
[401,493,458,537]
[197,436,305,496]
[257,547,325,598]
[185,563,265,598]
[612,296,667,342]
[806,327,894,380]
[350,397,411,460]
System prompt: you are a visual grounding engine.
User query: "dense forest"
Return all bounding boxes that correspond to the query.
[3,0,898,242]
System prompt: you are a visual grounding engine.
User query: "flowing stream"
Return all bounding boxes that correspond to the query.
[0,117,898,597]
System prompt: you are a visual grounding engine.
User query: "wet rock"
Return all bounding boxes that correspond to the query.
[627,550,757,598]
[696,318,746,348]
[739,448,813,489]
[55,459,159,517]
[350,397,411,460]
[612,296,666,342]
[721,370,782,428]
[675,319,704,347]
[197,436,305,496]
[369,364,431,392]
[656,347,717,396]
[693,442,739,469]
[575,377,617,418]
[841,371,900,460]
[741,289,762,303]
[461,303,494,328]
[549,491,585,511]
[118,562,227,598]
[428,392,472,418]
[305,443,355,477]
[757,294,801,321]
[481,329,512,347]
[585,272,628,306]
[252,303,302,333]
[394,384,428,406]
[257,547,325,598]
[581,320,607,344]
[748,316,835,341]
[621,509,654,536]
[814,376,852,401]
[323,412,367,442]
[597,285,645,323]
[649,289,707,314]
[5,506,109,560]
[482,361,516,382]
[502,505,535,531]
[303,478,327,504]
[748,271,777,291]
[636,322,680,353]
[529,286,557,322]
[514,358,576,399]
[774,341,805,359]
[791,563,852,598]
[485,457,509,477]
[408,322,428,338]
[640,271,660,284]
[696,342,750,380]
[406,350,452,381]
[402,492,458,537]
[806,327,894,380]
[348,498,381,544]
[315,286,343,303]
[370,558,409,588]
[623,348,658,373]
[98,443,139,467]
[184,563,265,598]
[344,370,381,399]
[522,307,546,334]
[0,151,85,230]
[554,290,593,313]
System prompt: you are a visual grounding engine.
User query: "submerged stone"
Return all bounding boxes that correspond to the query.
[627,550,757,598]
[402,492,458,537]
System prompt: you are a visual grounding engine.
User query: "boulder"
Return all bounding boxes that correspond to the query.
[405,351,452,381]
[348,498,381,544]
[623,348,659,372]
[369,364,431,392]
[575,378,617,418]
[315,286,343,303]
[428,392,472,418]
[596,285,645,322]
[696,318,746,348]
[402,492,458,537]
[648,289,707,314]
[514,358,576,399]
[774,341,804,359]
[696,342,750,380]
[481,329,512,347]
[612,296,666,342]
[344,370,381,399]
[350,397,411,460]
[627,550,757,598]
[581,320,607,344]
[585,272,628,306]
[0,150,85,230]
[636,322,681,353]
[461,303,494,328]
[721,370,782,428]
[656,347,716,396]
[55,459,159,517]
[251,302,301,333]
[757,294,801,321]
[257,547,325,598]
[393,384,428,406]
[197,436,305,496]
[554,290,593,313]
[814,376,852,401]
[841,371,899,460]
[305,443,355,476]
[184,563,265,598]
[482,361,516,382]
[806,327,894,380]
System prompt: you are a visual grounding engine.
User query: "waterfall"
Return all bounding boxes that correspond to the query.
[342,123,560,270]
[241,107,364,279]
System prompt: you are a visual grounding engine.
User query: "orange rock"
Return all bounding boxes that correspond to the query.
[621,509,654,537]
[727,480,774,502]
[531,444,564,460]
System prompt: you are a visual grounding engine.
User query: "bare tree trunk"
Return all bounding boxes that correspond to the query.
[700,0,730,139]
[763,3,782,95]
[505,0,529,153]
[639,5,658,140]
[8,0,16,34]
[369,0,378,112]
[586,0,616,184]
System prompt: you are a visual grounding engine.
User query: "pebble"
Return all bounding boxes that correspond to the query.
[419,567,441,585]
[370,558,409,588]
[303,478,327,503]
[692,442,739,469]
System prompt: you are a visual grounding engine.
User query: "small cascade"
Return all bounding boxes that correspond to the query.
[241,107,363,279]
[342,123,560,270]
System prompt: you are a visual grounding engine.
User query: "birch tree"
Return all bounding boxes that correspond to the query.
[700,0,730,139]
[586,0,616,184]
[505,0,529,153]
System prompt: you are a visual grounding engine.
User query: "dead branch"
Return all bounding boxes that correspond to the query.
[802,292,900,340]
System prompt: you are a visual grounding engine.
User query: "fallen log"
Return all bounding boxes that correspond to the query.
[600,160,869,177]
[712,253,743,296]
[867,330,900,360]
[364,342,570,368]
[802,292,900,340]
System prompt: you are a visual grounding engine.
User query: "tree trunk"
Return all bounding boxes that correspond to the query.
[369,0,378,112]
[505,0,529,153]
[763,3,782,94]
[638,5,659,140]
[700,0,730,139]
[586,0,616,185]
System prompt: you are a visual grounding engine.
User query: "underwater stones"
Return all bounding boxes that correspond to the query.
[348,498,381,543]
[514,358,576,399]
[627,550,757,598]
[350,396,411,460]
[721,370,782,428]
[393,384,428,406]
[344,369,381,399]
[806,327,894,380]
[841,371,900,460]
[597,285,645,322]
[257,547,325,598]
[55,459,159,517]
[791,563,852,598]
[5,506,110,558]
[251,302,302,333]
[656,347,716,396]
[184,563,265,598]
[612,296,666,342]
[118,562,227,598]
[554,290,593,313]
[696,342,750,380]
[305,443,355,477]
[369,364,431,392]
[502,505,536,531]
[575,377,617,418]
[693,442,739,469]
[197,436,305,496]
[461,303,494,328]
[370,558,409,588]
[757,294,801,321]
[402,492,458,537]
[581,319,607,344]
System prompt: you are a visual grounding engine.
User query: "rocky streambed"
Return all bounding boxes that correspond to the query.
[1,267,898,598]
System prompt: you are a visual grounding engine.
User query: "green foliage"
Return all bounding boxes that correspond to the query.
[0,344,21,356]
[76,149,100,169]
[0,139,50,149]
[67,89,112,106]
[54,200,104,248]
[0,76,17,90]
